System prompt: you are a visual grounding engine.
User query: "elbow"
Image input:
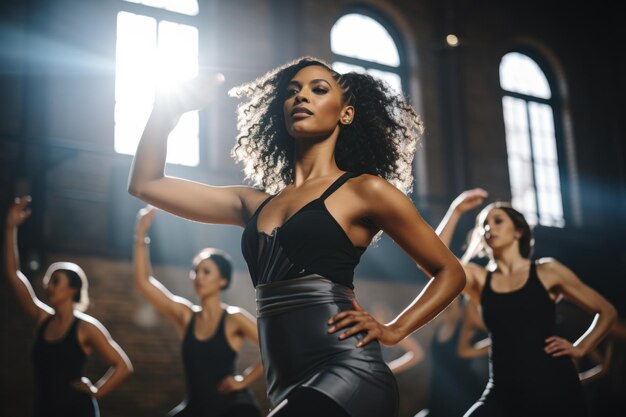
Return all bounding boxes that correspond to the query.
[453,262,467,296]
[606,304,618,327]
[122,359,134,378]
[127,178,142,198]
[127,169,149,198]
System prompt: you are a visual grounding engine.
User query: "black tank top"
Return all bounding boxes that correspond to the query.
[241,172,365,288]
[31,316,98,417]
[32,317,86,397]
[479,261,587,414]
[178,310,256,415]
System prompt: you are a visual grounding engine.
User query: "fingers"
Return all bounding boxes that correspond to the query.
[138,205,156,218]
[328,307,382,347]
[136,205,157,231]
[544,336,573,357]
[468,188,488,197]
[14,195,32,206]
[216,376,240,393]
[7,196,32,225]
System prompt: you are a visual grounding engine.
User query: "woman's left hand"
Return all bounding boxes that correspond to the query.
[544,336,584,359]
[328,299,400,347]
[71,377,98,396]
[217,375,246,394]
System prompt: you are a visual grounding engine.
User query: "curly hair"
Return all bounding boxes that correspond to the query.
[228,56,423,195]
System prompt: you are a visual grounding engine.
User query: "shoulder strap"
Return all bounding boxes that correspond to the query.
[36,315,54,337]
[249,194,276,219]
[320,172,358,201]
[68,317,80,334]
[185,311,196,334]
[216,309,228,334]
[529,259,540,282]
[484,269,493,291]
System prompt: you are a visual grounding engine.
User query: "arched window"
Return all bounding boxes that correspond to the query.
[500,51,564,227]
[115,0,200,166]
[331,10,405,94]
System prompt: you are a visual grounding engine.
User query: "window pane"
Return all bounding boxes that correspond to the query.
[157,21,198,87]
[115,12,157,103]
[332,61,402,94]
[503,96,537,225]
[332,61,365,74]
[167,111,199,166]
[529,103,557,163]
[500,52,551,99]
[115,12,199,166]
[331,13,400,67]
[123,0,199,16]
[367,68,402,95]
[501,53,564,227]
[503,97,531,159]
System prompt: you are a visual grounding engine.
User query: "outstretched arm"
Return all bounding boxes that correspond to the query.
[435,188,488,248]
[133,206,193,335]
[4,197,53,322]
[127,74,267,226]
[73,316,133,399]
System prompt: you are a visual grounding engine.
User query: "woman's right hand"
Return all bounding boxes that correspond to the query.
[153,71,225,118]
[71,377,98,396]
[451,188,488,214]
[135,205,157,237]
[6,196,32,228]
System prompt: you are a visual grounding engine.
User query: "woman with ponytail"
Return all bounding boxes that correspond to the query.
[128,56,465,417]
[436,189,617,417]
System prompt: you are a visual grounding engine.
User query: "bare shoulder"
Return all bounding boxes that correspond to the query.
[536,256,559,267]
[535,257,566,276]
[465,262,487,281]
[225,304,256,324]
[464,262,488,294]
[534,257,581,292]
[346,174,413,214]
[75,311,110,337]
[348,174,400,196]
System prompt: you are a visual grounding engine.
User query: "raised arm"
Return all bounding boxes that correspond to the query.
[73,315,133,399]
[435,188,488,248]
[435,189,489,302]
[4,197,53,322]
[133,206,193,335]
[540,258,617,360]
[127,74,267,226]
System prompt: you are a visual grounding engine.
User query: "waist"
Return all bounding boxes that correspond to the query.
[256,274,353,318]
[255,275,390,404]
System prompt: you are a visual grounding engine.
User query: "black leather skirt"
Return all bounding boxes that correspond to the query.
[256,275,399,417]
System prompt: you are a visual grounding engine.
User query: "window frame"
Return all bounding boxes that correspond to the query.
[500,46,570,227]
[114,0,207,169]
[331,5,409,95]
